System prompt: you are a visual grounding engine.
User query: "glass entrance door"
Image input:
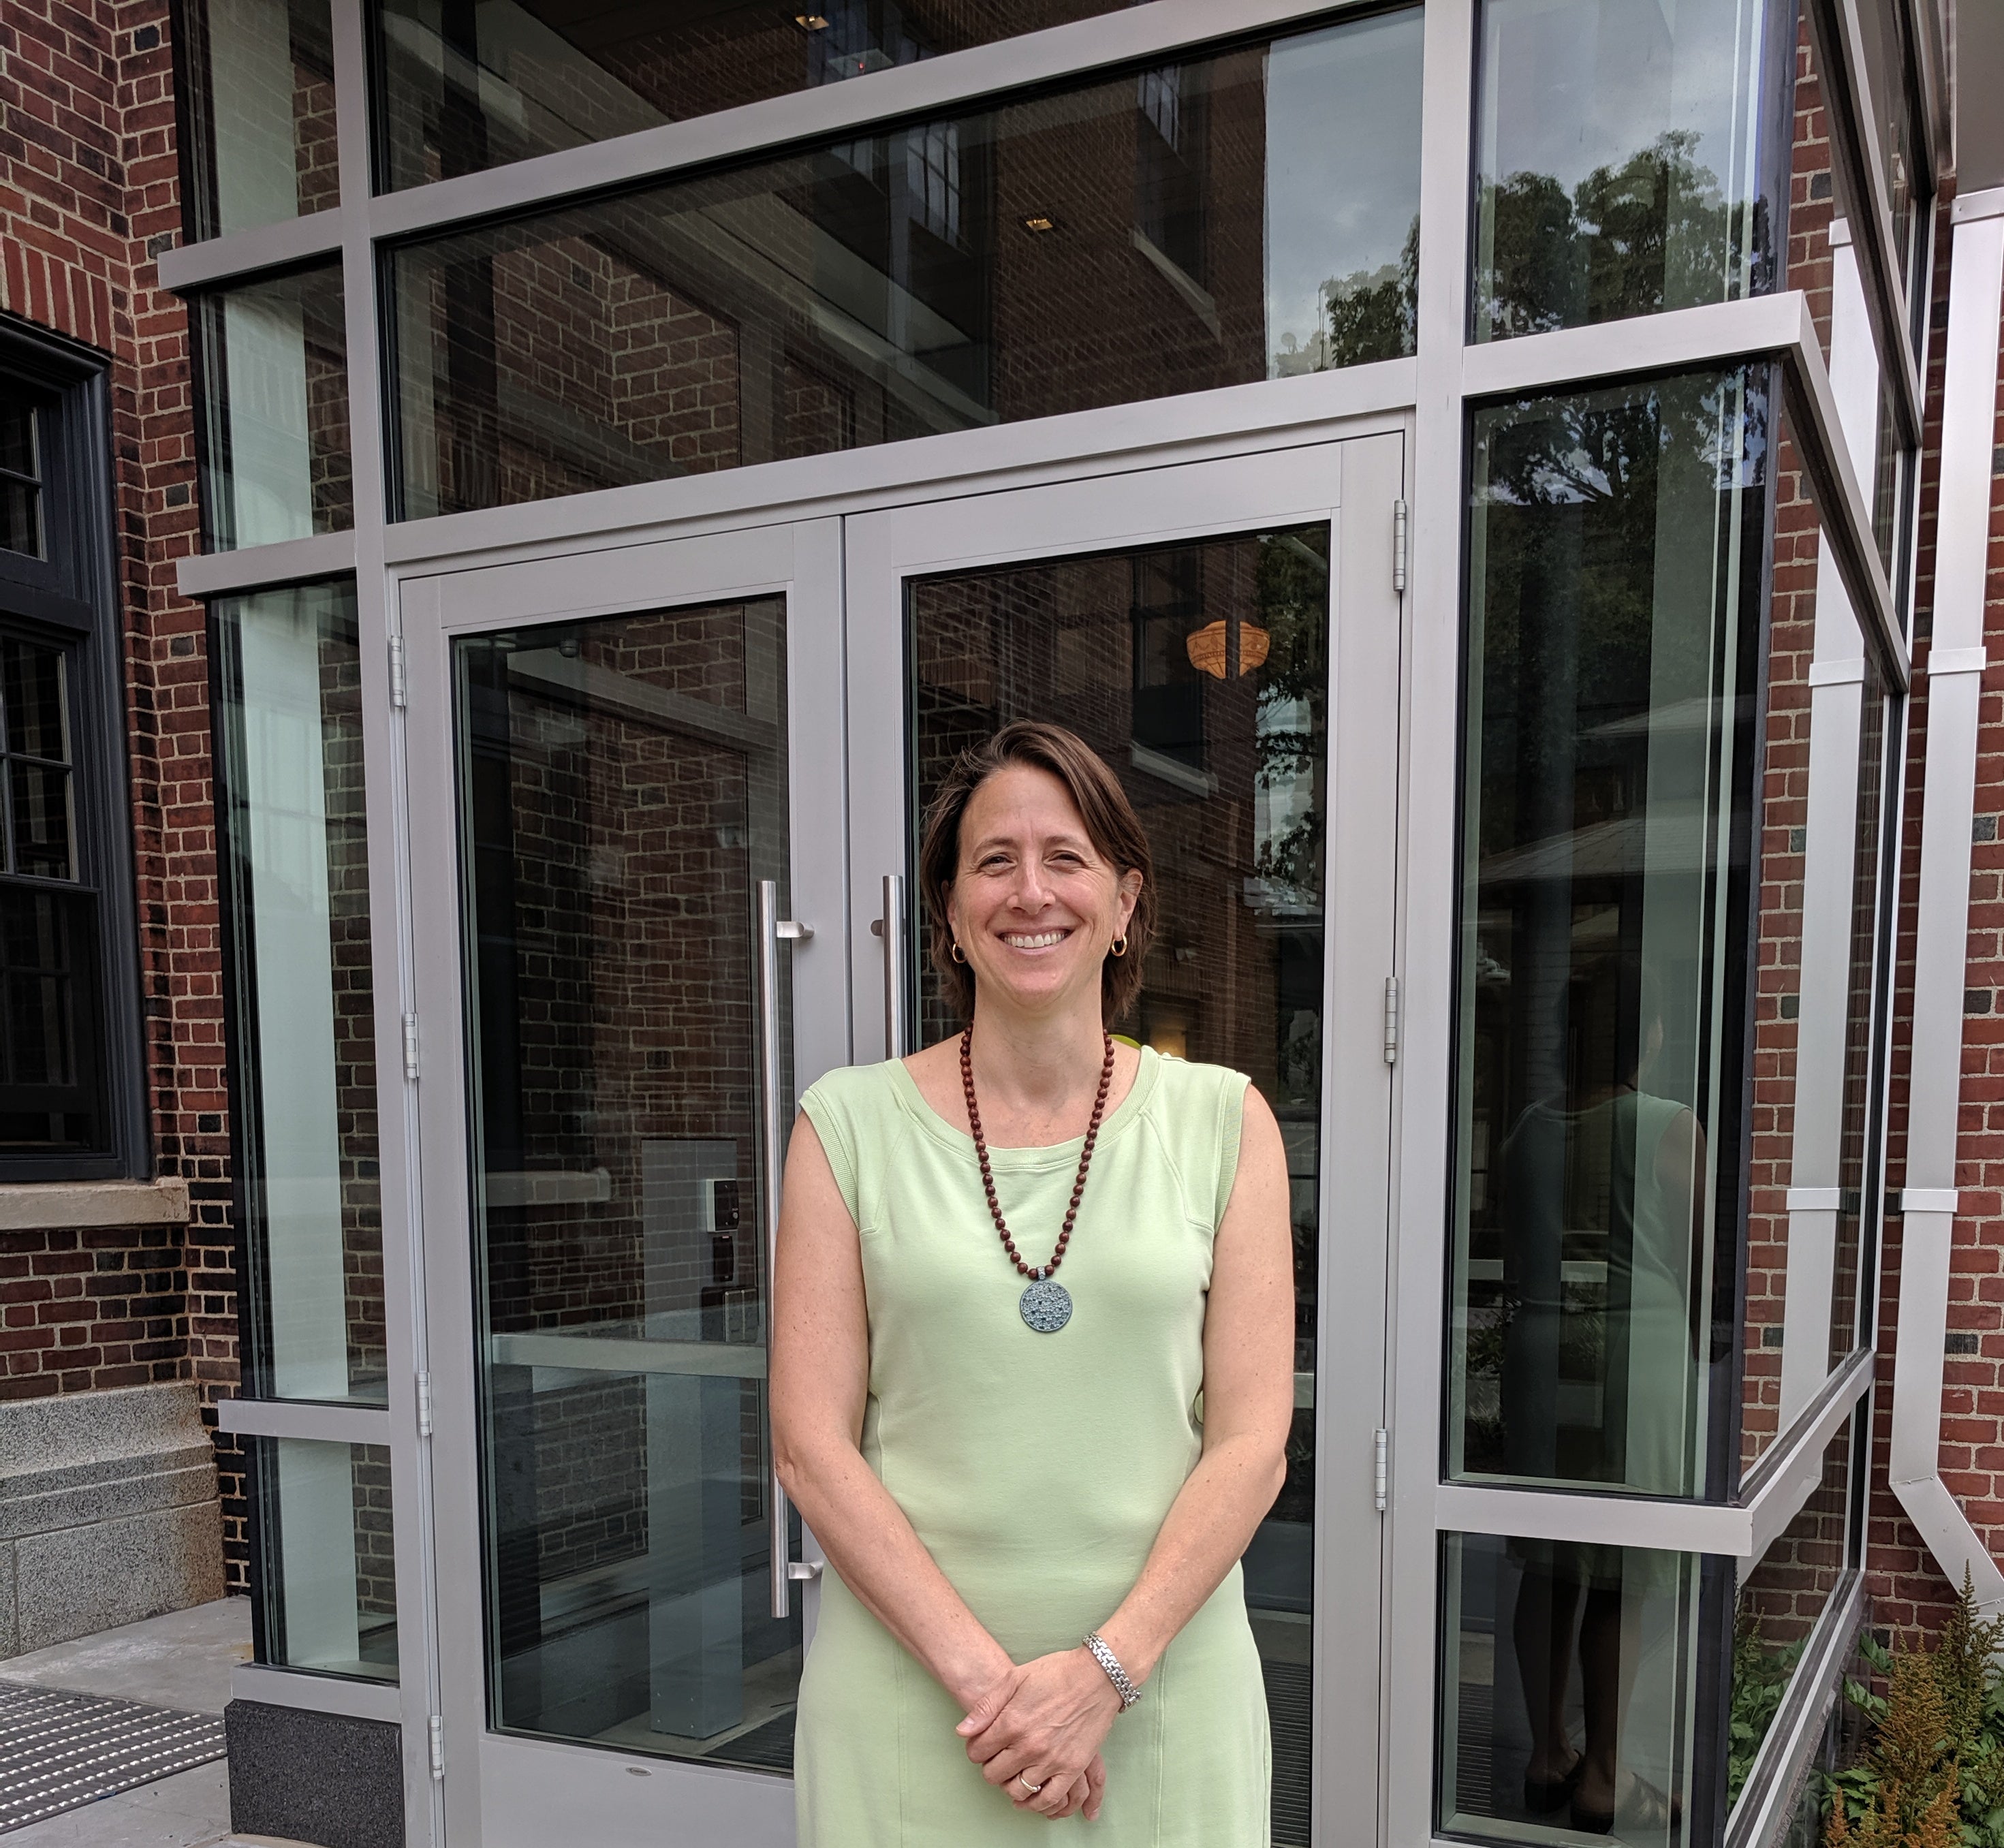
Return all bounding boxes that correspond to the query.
[404,522,846,1848]
[843,439,1406,1845]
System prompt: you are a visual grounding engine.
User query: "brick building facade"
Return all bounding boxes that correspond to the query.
[0,0,246,1592]
[0,1,2001,1845]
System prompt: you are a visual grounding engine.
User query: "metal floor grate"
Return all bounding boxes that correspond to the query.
[1264,1657,1312,1847]
[0,1682,225,1835]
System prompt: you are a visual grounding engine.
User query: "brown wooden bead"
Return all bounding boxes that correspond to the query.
[962,1026,1114,1296]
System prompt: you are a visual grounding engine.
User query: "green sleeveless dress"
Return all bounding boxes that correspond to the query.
[794,1048,1271,1846]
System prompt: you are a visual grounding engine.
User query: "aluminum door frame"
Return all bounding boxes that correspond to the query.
[400,516,848,1848]
[842,437,1405,1845]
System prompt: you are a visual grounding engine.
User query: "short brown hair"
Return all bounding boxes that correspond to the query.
[918,721,1155,1025]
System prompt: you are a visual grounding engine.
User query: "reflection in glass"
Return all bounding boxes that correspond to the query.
[1449,367,1771,1498]
[215,582,387,1403]
[1473,0,1783,341]
[1847,0,1928,309]
[0,637,104,1155]
[375,0,1134,191]
[181,0,339,240]
[251,1437,398,1681]
[1729,1423,1856,1805]
[456,599,799,1770]
[909,526,1328,1844]
[0,396,42,557]
[196,264,351,550]
[1440,1533,1706,1847]
[390,11,1422,520]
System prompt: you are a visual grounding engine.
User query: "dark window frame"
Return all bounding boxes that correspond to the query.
[0,317,148,1181]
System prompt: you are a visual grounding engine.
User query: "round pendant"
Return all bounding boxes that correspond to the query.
[1019,1279,1073,1334]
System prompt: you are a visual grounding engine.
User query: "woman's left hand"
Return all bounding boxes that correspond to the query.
[957,1649,1123,1816]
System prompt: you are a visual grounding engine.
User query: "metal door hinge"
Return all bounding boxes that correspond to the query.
[416,1371,434,1439]
[1373,1428,1389,1512]
[389,634,408,708]
[402,1012,420,1082]
[428,1714,445,1781]
[1393,499,1409,595]
[1382,977,1399,1065]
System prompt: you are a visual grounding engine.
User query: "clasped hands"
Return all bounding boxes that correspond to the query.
[956,1648,1123,1821]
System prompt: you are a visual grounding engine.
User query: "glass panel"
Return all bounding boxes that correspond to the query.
[1439,1532,1706,1847]
[1448,366,1771,1499]
[0,398,36,477]
[391,10,1423,519]
[0,397,41,559]
[1849,0,1926,303]
[252,1437,399,1680]
[0,481,38,558]
[1,640,75,880]
[376,0,1140,191]
[4,640,71,762]
[1871,388,1904,579]
[182,0,339,240]
[197,263,351,550]
[456,597,798,1769]
[908,524,1328,1845]
[1729,1422,1855,1806]
[215,582,388,1404]
[1473,0,1783,341]
[0,887,105,1152]
[9,762,74,879]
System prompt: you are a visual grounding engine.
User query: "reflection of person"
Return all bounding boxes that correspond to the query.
[772,721,1294,1843]
[1499,954,1703,1834]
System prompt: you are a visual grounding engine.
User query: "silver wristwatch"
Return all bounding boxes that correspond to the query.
[1083,1631,1141,1709]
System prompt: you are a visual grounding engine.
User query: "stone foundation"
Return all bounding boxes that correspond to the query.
[0,1382,224,1657]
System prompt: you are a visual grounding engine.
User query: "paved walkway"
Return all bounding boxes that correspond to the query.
[0,1599,290,1848]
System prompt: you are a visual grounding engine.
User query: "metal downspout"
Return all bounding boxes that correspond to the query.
[1890,198,2004,1610]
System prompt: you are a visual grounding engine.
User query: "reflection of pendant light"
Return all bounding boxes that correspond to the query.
[1185,618,1270,678]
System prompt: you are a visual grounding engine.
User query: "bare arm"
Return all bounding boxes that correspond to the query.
[958,1084,1296,1813]
[768,1113,1017,1706]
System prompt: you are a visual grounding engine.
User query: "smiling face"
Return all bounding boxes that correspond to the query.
[945,763,1142,1024]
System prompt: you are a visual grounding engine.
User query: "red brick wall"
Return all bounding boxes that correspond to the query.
[0,0,244,1588]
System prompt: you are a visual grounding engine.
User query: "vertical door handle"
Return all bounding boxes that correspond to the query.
[879,873,907,1060]
[757,879,818,1617]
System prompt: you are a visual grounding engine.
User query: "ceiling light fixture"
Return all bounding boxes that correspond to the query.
[796,13,830,29]
[1021,214,1058,234]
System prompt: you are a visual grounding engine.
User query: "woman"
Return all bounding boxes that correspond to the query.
[772,720,1295,1843]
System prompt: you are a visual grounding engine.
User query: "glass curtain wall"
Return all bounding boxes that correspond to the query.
[215,580,392,1688]
[373,0,1136,190]
[1472,0,1789,340]
[249,1435,400,1681]
[215,580,387,1407]
[196,264,353,551]
[181,0,340,240]
[387,10,1423,519]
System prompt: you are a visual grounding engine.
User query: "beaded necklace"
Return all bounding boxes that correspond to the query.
[958,1026,1115,1334]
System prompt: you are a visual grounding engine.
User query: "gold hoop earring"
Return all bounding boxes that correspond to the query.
[951,941,967,964]
[1110,936,1128,959]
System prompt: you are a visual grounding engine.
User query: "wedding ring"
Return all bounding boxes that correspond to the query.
[1016,1773,1045,1796]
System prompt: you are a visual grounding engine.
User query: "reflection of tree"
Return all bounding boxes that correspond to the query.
[1251,531,1329,897]
[1477,131,1774,339]
[1326,213,1419,366]
[1272,215,1418,375]
[1454,364,1768,1479]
